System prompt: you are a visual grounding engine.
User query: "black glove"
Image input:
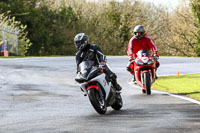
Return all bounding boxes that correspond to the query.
[154,56,159,61]
[126,67,131,72]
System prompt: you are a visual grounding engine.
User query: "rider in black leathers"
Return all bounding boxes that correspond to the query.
[74,33,122,91]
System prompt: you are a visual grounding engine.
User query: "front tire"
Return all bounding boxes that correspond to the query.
[88,89,107,114]
[143,72,151,95]
[111,94,123,110]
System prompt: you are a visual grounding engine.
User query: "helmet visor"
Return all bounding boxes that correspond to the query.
[134,32,142,36]
[75,41,82,48]
[134,32,144,39]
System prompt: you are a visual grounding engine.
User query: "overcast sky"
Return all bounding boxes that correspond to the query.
[141,0,180,8]
[89,0,181,9]
[87,0,189,10]
[116,0,181,9]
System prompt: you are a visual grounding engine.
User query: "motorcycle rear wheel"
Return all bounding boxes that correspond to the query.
[144,72,151,95]
[88,88,107,114]
[111,94,123,110]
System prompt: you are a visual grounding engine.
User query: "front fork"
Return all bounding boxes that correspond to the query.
[135,70,152,90]
[140,70,149,85]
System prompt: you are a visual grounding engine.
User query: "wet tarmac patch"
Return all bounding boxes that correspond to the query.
[7,84,70,102]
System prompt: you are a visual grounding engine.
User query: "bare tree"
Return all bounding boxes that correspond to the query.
[166,2,197,56]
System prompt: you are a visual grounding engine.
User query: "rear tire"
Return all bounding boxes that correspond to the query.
[111,94,123,110]
[144,72,151,95]
[88,89,107,114]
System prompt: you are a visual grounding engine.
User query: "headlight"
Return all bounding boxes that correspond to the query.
[136,61,144,65]
[147,59,154,64]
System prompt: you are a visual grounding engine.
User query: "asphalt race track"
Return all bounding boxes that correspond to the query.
[0,56,200,133]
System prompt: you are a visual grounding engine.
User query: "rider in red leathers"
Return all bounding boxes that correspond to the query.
[127,25,160,81]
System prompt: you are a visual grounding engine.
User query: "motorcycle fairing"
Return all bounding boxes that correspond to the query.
[87,85,99,91]
[80,73,112,99]
[75,60,100,83]
[133,49,157,89]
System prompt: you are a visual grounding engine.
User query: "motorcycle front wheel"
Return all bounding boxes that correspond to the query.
[88,88,107,114]
[144,72,151,95]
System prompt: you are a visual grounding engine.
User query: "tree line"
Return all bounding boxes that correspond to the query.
[0,0,199,57]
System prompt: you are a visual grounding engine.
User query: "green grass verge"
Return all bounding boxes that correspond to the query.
[152,74,200,101]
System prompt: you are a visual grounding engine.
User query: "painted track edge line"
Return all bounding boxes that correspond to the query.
[128,82,200,105]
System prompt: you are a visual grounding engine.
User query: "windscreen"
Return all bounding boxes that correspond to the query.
[137,49,150,58]
[79,61,94,79]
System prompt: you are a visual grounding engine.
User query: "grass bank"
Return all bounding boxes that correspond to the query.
[152,74,200,101]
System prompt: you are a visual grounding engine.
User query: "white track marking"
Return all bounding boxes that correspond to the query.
[128,82,200,105]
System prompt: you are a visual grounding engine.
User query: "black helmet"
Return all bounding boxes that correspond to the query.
[133,25,145,39]
[74,33,89,50]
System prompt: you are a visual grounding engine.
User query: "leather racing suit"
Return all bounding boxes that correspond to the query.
[127,34,160,74]
[76,44,122,91]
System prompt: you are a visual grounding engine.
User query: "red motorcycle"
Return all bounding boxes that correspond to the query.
[130,49,157,95]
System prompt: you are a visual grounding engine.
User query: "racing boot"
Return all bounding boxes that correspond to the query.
[155,62,159,79]
[132,75,137,84]
[142,89,146,93]
[155,73,158,79]
[112,81,122,91]
[110,73,122,91]
[126,66,131,72]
